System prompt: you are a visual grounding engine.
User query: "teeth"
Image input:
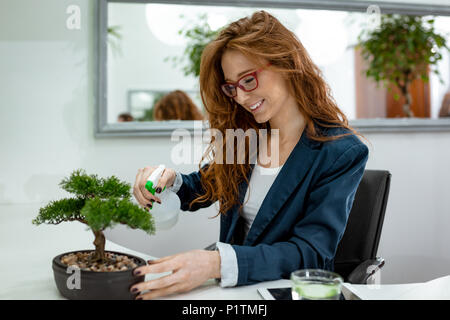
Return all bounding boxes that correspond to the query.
[250,100,263,110]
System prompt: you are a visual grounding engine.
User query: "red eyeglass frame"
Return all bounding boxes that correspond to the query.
[221,63,271,98]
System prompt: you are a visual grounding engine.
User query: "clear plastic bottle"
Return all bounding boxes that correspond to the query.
[145,164,180,230]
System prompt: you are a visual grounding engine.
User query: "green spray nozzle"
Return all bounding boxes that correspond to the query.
[145,164,167,195]
[145,180,166,195]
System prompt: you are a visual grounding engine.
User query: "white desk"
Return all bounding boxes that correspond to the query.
[1,204,447,300]
[0,204,297,300]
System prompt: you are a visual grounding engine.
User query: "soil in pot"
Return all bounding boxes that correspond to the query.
[60,251,139,272]
[53,250,146,300]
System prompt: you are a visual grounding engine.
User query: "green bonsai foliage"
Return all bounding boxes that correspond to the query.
[357,14,449,117]
[33,169,155,263]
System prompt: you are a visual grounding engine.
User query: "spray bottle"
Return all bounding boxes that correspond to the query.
[145,164,180,230]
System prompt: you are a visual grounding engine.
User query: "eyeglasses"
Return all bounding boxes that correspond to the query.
[221,64,270,98]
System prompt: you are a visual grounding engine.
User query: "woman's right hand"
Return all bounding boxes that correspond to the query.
[133,166,177,211]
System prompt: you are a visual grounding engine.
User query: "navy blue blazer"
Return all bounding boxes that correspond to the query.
[175,125,369,286]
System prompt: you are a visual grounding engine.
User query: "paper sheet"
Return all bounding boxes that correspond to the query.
[394,275,450,300]
[343,275,450,300]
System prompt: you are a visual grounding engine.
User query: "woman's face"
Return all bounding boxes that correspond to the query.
[221,49,294,124]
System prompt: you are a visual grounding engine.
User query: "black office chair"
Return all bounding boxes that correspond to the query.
[334,169,391,284]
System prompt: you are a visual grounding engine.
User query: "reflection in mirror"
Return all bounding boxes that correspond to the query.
[105,1,450,126]
[125,89,202,121]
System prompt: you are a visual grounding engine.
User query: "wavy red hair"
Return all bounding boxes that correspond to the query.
[189,10,367,216]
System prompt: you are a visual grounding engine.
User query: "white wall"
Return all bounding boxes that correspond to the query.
[1,0,450,284]
[373,0,450,5]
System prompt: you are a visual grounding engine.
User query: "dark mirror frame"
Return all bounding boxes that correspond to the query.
[95,0,450,137]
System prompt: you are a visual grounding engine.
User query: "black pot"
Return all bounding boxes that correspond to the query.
[52,250,146,300]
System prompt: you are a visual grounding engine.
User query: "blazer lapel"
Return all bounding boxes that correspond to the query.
[242,130,321,246]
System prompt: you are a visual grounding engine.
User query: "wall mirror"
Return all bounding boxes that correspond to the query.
[96,0,450,137]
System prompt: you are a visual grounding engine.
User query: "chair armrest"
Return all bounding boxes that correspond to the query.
[204,243,217,251]
[347,257,385,284]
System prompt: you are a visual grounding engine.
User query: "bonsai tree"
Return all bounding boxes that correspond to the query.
[32,169,155,264]
[357,14,449,117]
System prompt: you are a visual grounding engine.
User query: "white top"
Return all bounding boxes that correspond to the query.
[215,163,283,287]
[241,163,284,238]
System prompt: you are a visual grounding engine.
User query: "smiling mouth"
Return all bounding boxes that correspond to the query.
[249,99,264,112]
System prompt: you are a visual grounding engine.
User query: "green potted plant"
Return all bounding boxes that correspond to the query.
[357,14,449,117]
[165,13,223,78]
[32,169,155,300]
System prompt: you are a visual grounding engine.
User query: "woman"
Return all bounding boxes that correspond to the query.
[153,90,204,121]
[131,10,369,299]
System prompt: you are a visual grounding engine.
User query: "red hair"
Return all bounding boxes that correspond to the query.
[153,90,204,121]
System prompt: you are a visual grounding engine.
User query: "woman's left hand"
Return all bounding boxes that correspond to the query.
[130,249,221,300]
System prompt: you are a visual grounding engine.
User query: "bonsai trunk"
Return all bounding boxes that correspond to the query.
[399,84,414,118]
[91,230,106,263]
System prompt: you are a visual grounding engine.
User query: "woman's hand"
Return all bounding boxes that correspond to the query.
[133,166,177,211]
[130,250,221,300]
